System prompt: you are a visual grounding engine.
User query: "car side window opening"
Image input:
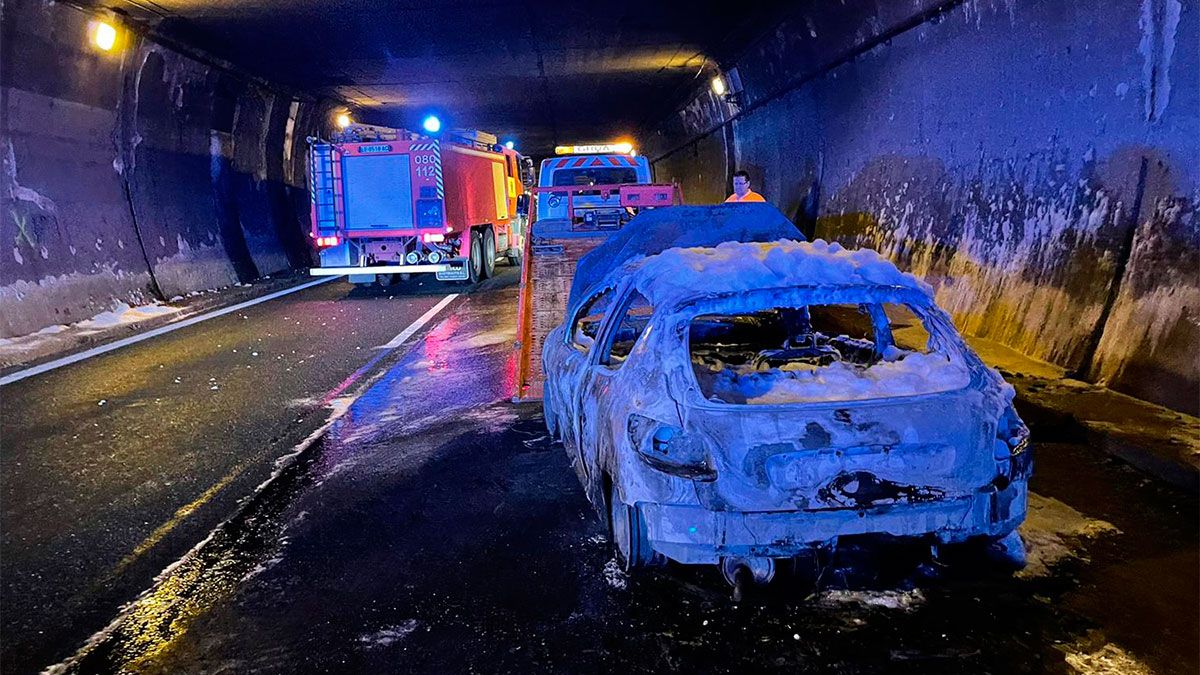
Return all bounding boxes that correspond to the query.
[570,289,615,353]
[881,303,934,355]
[600,290,655,368]
[688,302,962,404]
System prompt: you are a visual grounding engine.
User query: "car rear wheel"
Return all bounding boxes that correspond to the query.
[482,228,497,278]
[608,484,660,572]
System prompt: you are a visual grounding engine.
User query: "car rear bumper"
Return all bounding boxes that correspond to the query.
[639,480,1027,564]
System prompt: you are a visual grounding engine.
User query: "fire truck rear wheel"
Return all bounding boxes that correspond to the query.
[466,231,484,284]
[482,228,497,279]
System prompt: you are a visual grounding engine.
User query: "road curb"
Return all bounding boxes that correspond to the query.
[1014,395,1199,491]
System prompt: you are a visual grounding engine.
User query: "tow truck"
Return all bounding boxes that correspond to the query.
[514,147,683,400]
[307,124,533,285]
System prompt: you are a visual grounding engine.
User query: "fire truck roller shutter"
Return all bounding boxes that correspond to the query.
[506,154,518,202]
[443,145,510,239]
[492,161,509,220]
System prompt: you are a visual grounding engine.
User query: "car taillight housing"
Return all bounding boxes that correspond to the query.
[993,406,1030,459]
[627,413,716,481]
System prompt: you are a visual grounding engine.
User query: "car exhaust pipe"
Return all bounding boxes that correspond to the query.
[720,556,775,601]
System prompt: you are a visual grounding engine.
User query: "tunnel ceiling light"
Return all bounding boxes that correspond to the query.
[710,75,727,97]
[335,113,352,129]
[422,115,442,134]
[91,20,118,51]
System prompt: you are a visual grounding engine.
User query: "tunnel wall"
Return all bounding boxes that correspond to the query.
[646,0,1199,413]
[1,0,323,337]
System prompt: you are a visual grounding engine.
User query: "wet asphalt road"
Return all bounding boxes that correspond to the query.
[46,279,1199,675]
[0,272,510,672]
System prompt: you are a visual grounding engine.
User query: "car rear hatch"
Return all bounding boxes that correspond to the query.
[686,383,1001,513]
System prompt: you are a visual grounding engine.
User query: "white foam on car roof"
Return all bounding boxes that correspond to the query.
[627,239,934,306]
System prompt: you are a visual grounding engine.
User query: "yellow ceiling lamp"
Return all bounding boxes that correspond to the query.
[89,19,119,52]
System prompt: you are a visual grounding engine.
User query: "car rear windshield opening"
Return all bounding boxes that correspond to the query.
[688,303,969,405]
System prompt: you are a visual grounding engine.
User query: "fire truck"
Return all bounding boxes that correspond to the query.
[307,124,533,284]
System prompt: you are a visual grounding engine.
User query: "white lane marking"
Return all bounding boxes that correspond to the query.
[1,276,340,387]
[379,293,459,348]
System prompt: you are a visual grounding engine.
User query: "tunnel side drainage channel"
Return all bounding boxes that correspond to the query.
[45,295,462,674]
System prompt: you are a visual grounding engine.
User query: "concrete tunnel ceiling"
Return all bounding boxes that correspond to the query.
[80,0,797,155]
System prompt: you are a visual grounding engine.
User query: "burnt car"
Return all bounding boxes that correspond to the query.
[542,205,1030,589]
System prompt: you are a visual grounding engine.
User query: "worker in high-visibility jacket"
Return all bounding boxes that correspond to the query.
[725,169,766,203]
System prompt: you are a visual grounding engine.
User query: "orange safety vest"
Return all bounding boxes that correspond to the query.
[725,190,766,203]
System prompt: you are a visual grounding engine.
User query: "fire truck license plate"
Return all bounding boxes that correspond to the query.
[436,266,469,281]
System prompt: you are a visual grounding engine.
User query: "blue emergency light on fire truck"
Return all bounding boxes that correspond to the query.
[307,124,534,284]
